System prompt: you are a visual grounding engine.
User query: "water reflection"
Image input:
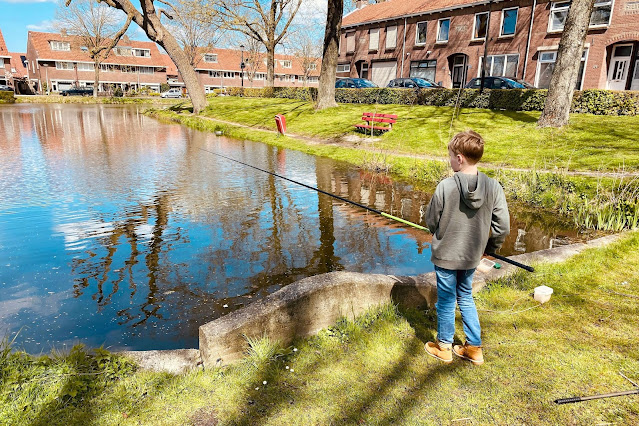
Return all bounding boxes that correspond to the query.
[0,104,583,352]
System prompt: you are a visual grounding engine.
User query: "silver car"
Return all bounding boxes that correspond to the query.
[161,88,183,98]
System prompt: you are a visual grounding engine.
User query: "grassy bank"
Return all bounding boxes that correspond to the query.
[3,232,639,424]
[16,95,182,105]
[197,96,639,173]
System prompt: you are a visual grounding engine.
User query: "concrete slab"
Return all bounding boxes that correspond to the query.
[120,349,202,374]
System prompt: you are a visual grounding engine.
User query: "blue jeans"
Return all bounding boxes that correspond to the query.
[434,266,482,346]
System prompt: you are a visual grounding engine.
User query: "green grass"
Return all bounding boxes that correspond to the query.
[3,232,639,424]
[199,96,639,172]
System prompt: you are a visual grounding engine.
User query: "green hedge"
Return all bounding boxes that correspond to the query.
[0,91,16,104]
[221,86,639,115]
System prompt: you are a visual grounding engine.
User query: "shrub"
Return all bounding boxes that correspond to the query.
[0,91,15,104]
[223,86,639,115]
[113,87,123,97]
[160,83,170,93]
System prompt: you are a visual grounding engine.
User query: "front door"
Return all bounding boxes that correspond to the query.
[451,55,467,88]
[631,59,639,91]
[607,44,633,90]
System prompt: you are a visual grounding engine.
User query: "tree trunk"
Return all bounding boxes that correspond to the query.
[316,0,344,110]
[266,45,275,87]
[537,0,595,128]
[93,60,100,98]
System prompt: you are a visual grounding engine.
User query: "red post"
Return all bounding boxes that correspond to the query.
[274,114,287,135]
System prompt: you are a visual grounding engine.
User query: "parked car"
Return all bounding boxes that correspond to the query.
[387,78,442,89]
[60,87,94,96]
[335,78,378,89]
[0,84,14,92]
[465,76,535,90]
[161,88,183,98]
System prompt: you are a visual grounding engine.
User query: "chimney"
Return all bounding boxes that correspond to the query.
[122,35,130,44]
[356,0,368,9]
[60,28,67,37]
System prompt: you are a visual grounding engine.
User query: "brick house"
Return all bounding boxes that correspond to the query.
[339,0,639,90]
[26,31,171,93]
[0,29,12,87]
[181,47,320,93]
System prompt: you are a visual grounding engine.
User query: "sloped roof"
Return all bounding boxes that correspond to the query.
[28,31,168,67]
[342,0,496,28]
[192,47,320,76]
[9,53,27,78]
[0,29,11,58]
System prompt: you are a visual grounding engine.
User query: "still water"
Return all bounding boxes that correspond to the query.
[0,104,581,352]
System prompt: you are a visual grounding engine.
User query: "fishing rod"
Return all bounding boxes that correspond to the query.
[197,147,429,232]
[198,147,535,272]
[555,388,639,405]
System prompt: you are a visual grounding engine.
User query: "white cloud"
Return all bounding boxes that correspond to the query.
[26,20,58,32]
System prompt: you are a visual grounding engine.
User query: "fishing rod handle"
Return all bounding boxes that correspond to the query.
[554,397,582,405]
[487,252,535,272]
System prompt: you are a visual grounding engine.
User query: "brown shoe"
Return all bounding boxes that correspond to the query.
[425,341,453,363]
[453,342,484,365]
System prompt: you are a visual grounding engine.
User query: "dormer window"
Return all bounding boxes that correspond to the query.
[81,46,89,52]
[50,41,70,51]
[204,53,218,63]
[280,60,292,68]
[114,47,132,56]
[133,48,150,57]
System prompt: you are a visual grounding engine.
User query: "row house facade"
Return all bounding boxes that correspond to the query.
[26,31,171,93]
[0,29,14,87]
[339,0,639,90]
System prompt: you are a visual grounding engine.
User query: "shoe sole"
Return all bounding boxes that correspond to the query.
[424,346,453,364]
[453,349,484,365]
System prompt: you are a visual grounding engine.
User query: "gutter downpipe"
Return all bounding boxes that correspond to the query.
[480,0,493,92]
[401,17,407,77]
[522,0,537,82]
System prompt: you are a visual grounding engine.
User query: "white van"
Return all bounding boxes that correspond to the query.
[161,88,182,98]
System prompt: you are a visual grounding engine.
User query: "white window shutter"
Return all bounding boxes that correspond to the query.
[386,26,397,49]
[369,29,380,51]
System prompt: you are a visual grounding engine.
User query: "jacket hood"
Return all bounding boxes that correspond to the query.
[454,172,485,210]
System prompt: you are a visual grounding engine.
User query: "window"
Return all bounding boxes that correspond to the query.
[133,48,150,57]
[121,65,136,73]
[55,61,73,70]
[138,66,154,74]
[114,47,132,56]
[549,2,570,32]
[437,19,450,43]
[204,54,218,63]
[369,28,380,51]
[50,41,70,51]
[386,25,397,50]
[415,21,427,45]
[308,76,319,83]
[100,64,117,72]
[536,49,587,89]
[223,72,235,78]
[309,63,317,70]
[501,7,518,36]
[478,54,519,78]
[346,32,356,53]
[77,62,94,71]
[590,0,612,26]
[410,60,437,81]
[473,12,489,40]
[81,46,88,52]
[280,60,292,68]
[208,71,221,78]
[337,63,350,73]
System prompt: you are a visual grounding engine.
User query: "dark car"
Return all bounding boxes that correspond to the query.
[0,84,14,92]
[387,78,442,89]
[335,78,378,89]
[465,76,535,89]
[60,87,94,96]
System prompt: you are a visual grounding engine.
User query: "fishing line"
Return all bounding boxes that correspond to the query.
[197,146,429,232]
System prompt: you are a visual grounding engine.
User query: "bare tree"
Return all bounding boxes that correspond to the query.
[243,36,265,87]
[537,0,596,128]
[169,0,220,68]
[82,0,207,113]
[211,0,303,87]
[291,32,320,87]
[316,0,343,110]
[57,0,132,97]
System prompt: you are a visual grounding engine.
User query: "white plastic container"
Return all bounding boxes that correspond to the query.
[533,285,554,304]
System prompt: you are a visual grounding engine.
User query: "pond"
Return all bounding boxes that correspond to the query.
[0,104,583,352]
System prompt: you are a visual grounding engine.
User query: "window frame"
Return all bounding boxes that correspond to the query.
[337,63,351,73]
[535,48,588,89]
[415,21,428,45]
[500,7,519,37]
[589,0,613,28]
[473,12,489,41]
[477,54,520,78]
[280,60,292,69]
[436,18,450,43]
[203,53,218,63]
[55,61,73,70]
[50,41,71,52]
[346,31,356,53]
[548,2,571,32]
[385,25,398,50]
[132,48,151,58]
[369,28,380,51]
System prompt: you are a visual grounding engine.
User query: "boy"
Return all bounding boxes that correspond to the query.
[424,130,510,365]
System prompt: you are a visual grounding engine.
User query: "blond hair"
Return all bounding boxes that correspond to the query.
[448,130,484,164]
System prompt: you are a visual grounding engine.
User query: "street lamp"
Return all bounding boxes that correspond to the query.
[240,44,245,88]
